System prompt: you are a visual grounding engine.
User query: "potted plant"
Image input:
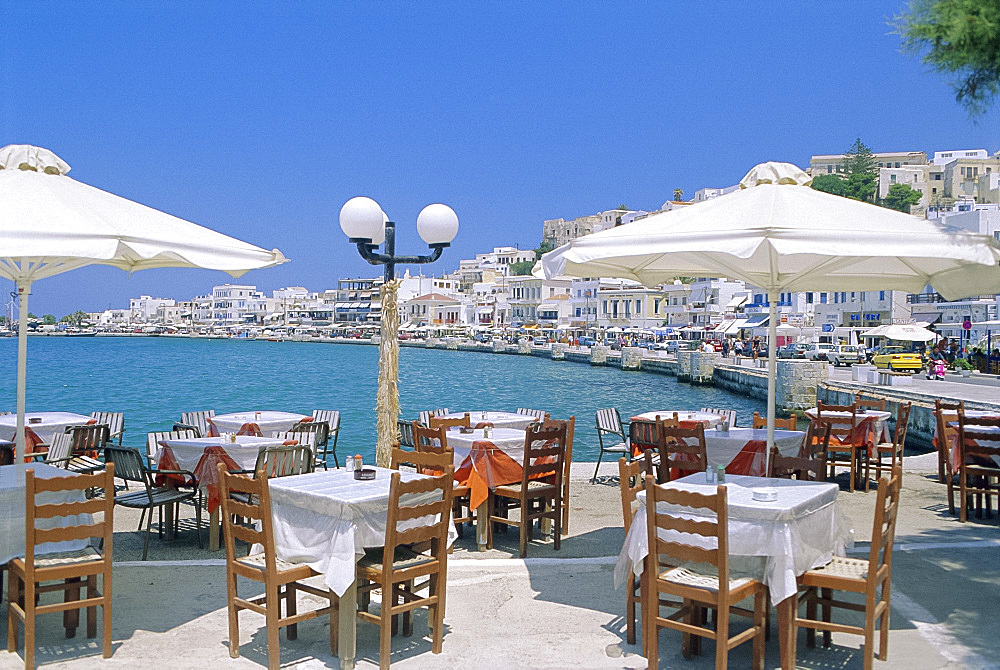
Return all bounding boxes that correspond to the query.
[954,358,974,377]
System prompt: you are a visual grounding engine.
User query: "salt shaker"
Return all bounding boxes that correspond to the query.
[716,465,726,484]
[346,456,355,471]
[705,466,715,483]
[354,454,363,470]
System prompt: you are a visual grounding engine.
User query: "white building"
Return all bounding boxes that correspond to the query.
[129,295,175,322]
[692,185,739,203]
[212,284,264,324]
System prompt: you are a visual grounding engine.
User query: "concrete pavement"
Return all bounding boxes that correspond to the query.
[1,458,998,669]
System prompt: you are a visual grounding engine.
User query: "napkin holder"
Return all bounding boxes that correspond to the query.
[752,488,778,502]
[28,417,42,425]
[354,468,376,481]
[459,427,474,434]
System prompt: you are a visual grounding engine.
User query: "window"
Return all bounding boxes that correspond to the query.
[635,299,641,314]
[934,173,942,180]
[890,174,897,184]
[895,162,900,168]
[820,293,827,304]
[654,298,661,314]
[879,291,885,301]
[827,165,833,174]
[841,292,847,303]
[932,187,938,194]
[806,292,813,304]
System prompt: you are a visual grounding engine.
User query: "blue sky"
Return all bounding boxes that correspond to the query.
[2,1,998,317]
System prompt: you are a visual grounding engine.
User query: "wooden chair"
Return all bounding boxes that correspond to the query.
[428,413,470,430]
[417,408,449,427]
[488,423,567,558]
[618,456,658,647]
[411,423,473,537]
[289,420,330,470]
[253,444,315,477]
[516,407,549,422]
[769,423,830,481]
[701,407,737,427]
[629,417,667,459]
[752,411,797,431]
[103,446,202,560]
[868,402,911,484]
[271,430,316,451]
[88,411,125,445]
[218,466,335,670]
[543,415,575,535]
[934,398,965,485]
[390,444,450,474]
[955,411,1000,523]
[311,410,341,469]
[146,429,198,469]
[6,465,115,670]
[67,424,110,459]
[354,468,454,670]
[855,396,886,412]
[815,402,864,493]
[645,422,707,483]
[593,408,630,482]
[794,466,902,669]
[177,409,216,438]
[642,476,766,669]
[396,419,415,449]
[41,433,104,475]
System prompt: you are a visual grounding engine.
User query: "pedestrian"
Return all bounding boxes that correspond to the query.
[751,337,761,361]
[721,339,730,357]
[734,338,744,357]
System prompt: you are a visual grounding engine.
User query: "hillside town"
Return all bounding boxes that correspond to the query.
[24,146,1000,349]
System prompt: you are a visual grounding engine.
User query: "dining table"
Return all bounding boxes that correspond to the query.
[0,411,94,445]
[207,410,309,436]
[630,410,725,429]
[615,473,853,670]
[266,466,457,670]
[444,410,538,430]
[155,434,286,550]
[804,407,892,456]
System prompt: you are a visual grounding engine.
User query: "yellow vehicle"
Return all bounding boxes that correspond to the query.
[871,346,923,372]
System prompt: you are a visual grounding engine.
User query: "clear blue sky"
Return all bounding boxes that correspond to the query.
[2,1,998,317]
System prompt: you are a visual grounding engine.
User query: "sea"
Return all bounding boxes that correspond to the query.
[0,337,767,462]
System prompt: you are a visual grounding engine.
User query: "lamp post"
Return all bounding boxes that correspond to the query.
[340,196,458,466]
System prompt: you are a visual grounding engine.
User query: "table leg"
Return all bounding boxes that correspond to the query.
[209,507,220,551]
[164,503,175,541]
[776,594,797,670]
[476,501,488,551]
[338,578,357,670]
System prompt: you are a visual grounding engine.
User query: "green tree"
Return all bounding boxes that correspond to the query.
[509,260,535,275]
[534,241,554,259]
[616,203,629,211]
[882,183,924,212]
[895,0,1000,115]
[840,138,879,203]
[673,188,684,202]
[810,174,847,196]
[27,312,37,320]
[60,310,89,326]
[42,314,56,325]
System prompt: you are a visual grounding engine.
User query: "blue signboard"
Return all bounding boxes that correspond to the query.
[822,324,835,333]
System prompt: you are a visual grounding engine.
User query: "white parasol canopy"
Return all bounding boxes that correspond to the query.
[862,323,937,342]
[541,160,1000,469]
[0,144,288,465]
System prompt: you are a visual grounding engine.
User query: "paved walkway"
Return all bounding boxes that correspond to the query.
[1,460,997,669]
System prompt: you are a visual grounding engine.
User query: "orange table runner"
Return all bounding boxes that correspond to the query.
[155,444,240,513]
[453,439,556,510]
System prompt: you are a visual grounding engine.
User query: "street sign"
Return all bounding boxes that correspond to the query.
[963,319,972,330]
[822,324,835,333]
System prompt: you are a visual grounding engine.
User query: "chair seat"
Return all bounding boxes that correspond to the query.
[358,545,435,572]
[603,442,629,453]
[115,487,195,508]
[68,456,105,473]
[802,555,868,581]
[494,480,556,497]
[237,551,313,574]
[29,546,103,568]
[658,565,754,593]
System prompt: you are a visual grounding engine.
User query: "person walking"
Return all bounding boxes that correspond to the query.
[751,336,761,361]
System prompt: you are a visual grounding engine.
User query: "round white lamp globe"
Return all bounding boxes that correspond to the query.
[416,203,459,246]
[339,196,385,242]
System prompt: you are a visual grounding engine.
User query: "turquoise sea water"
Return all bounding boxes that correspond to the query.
[0,337,766,462]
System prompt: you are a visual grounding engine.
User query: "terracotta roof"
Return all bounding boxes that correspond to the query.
[410,293,459,303]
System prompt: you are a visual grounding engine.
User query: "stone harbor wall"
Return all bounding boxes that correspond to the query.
[620,347,643,371]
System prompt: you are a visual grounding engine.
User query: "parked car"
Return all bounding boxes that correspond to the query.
[829,345,863,367]
[578,336,598,347]
[871,346,923,372]
[777,343,810,359]
[805,343,837,361]
[666,340,698,353]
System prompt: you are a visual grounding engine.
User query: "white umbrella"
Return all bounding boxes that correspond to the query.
[862,323,937,342]
[0,144,287,465]
[541,160,1000,469]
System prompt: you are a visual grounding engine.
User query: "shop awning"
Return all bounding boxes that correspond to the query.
[726,295,749,308]
[911,312,941,327]
[742,313,770,327]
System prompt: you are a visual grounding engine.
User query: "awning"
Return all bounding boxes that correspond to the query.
[334,302,349,308]
[264,312,283,321]
[742,313,770,327]
[720,320,745,335]
[477,307,493,313]
[726,295,749,308]
[911,312,941,327]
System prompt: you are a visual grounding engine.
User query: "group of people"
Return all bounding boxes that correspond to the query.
[729,337,763,359]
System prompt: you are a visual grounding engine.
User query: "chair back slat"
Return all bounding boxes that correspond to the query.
[290,420,329,446]
[429,413,470,430]
[311,409,340,433]
[619,456,651,532]
[68,424,110,452]
[596,408,624,436]
[254,445,314,478]
[382,469,454,567]
[521,424,566,486]
[219,465,275,571]
[45,432,73,464]
[397,419,416,448]
[753,411,796,431]
[701,407,737,427]
[648,422,706,482]
[417,408,450,427]
[89,411,124,441]
[516,407,548,421]
[413,423,449,453]
[855,397,886,412]
[146,430,198,465]
[645,475,728,578]
[392,445,452,475]
[104,446,150,485]
[36,498,107,518]
[180,410,216,438]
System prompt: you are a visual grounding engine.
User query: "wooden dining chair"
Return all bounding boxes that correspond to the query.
[428,413,470,430]
[311,409,341,468]
[67,424,110,460]
[416,408,449,427]
[854,396,887,412]
[815,402,863,492]
[868,402,911,484]
[642,476,766,669]
[593,408,630,482]
[218,465,335,670]
[177,409,215,438]
[411,422,473,537]
[488,423,567,557]
[955,411,1000,523]
[701,407,737,427]
[769,423,830,481]
[752,411,797,431]
[542,415,575,535]
[396,419,416,449]
[934,398,965,486]
[618,456,657,648]
[7,465,115,670]
[645,422,707,483]
[794,466,902,669]
[42,432,105,475]
[516,407,549,422]
[88,411,125,445]
[354,468,454,670]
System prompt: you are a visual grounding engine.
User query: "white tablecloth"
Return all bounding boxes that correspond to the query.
[209,410,308,435]
[445,427,526,466]
[267,467,457,597]
[157,435,284,474]
[703,427,804,471]
[447,411,538,430]
[615,474,853,603]
[0,411,93,444]
[805,408,892,444]
[0,463,92,564]
[631,411,724,428]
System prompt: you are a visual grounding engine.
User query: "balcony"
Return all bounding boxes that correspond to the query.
[907,293,945,304]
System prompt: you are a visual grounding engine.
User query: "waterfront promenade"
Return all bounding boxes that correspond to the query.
[2,458,997,669]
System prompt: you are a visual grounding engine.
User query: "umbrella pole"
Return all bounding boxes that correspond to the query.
[15,280,30,475]
[375,279,401,468]
[765,291,778,476]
